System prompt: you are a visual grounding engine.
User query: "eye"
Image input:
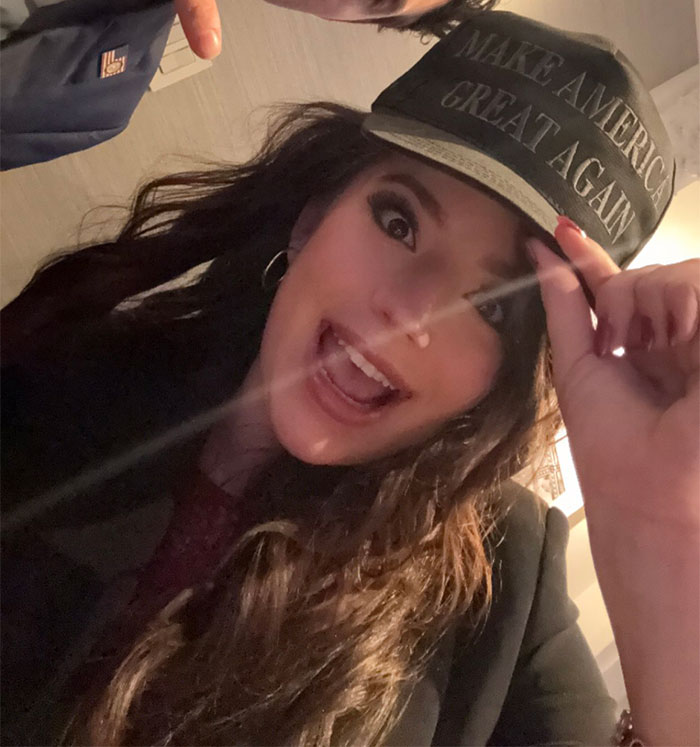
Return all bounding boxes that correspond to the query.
[464,290,506,329]
[368,191,418,252]
[368,0,402,14]
[476,299,505,327]
[383,210,412,241]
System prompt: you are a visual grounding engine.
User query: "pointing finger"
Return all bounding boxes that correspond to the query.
[174,0,222,59]
[526,236,595,379]
[554,216,620,299]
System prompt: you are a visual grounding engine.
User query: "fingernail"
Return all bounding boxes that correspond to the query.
[594,316,613,358]
[640,315,655,351]
[200,29,221,58]
[667,313,678,346]
[557,215,587,239]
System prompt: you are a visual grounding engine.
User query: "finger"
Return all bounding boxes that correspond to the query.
[633,269,670,348]
[174,0,222,59]
[625,347,687,402]
[626,313,644,350]
[554,216,620,297]
[665,281,700,345]
[526,236,595,377]
[594,266,657,353]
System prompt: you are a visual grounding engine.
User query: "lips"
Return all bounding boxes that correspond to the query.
[307,321,411,425]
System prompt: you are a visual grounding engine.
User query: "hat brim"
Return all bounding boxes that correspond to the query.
[364,112,559,240]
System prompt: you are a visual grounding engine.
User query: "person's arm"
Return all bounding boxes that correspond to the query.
[487,505,617,746]
[527,221,700,746]
[587,511,699,746]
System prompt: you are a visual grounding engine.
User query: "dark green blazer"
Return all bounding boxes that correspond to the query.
[390,482,618,744]
[2,482,617,746]
[2,345,617,745]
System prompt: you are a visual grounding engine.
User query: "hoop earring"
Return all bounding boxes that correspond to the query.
[261,250,289,291]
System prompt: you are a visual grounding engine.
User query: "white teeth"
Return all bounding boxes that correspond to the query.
[332,329,396,390]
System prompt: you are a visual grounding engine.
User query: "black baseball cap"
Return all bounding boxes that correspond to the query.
[364,11,675,268]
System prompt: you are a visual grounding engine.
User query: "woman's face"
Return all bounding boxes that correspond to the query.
[259,154,522,465]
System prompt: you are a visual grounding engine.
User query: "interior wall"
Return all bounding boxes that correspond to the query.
[0,0,431,303]
[502,0,698,89]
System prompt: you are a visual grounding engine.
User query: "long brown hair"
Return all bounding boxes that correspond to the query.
[4,104,554,746]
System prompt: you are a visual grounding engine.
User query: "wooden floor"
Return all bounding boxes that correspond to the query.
[1,0,697,303]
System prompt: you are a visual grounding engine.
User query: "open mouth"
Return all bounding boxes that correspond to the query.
[307,320,412,425]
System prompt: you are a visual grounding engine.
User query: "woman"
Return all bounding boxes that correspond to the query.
[2,12,698,747]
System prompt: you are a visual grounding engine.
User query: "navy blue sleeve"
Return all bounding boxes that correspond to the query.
[0,0,174,170]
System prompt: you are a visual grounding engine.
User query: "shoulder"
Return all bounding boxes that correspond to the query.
[446,480,569,662]
[488,480,568,582]
[426,485,576,744]
[460,480,574,664]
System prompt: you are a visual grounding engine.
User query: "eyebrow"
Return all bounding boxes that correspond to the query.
[483,255,522,283]
[379,173,446,225]
[465,253,526,302]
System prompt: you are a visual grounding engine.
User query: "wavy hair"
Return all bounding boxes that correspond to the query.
[3,104,555,746]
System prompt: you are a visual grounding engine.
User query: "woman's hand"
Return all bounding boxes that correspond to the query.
[527,219,699,746]
[527,221,699,537]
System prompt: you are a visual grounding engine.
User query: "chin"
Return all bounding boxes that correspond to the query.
[281,435,338,465]
[271,401,400,467]
[272,411,423,468]
[269,402,341,465]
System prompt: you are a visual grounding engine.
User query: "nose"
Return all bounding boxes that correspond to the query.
[370,265,444,350]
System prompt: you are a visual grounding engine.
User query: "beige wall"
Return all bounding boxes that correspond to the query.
[0,0,432,303]
[503,0,698,89]
[1,0,697,303]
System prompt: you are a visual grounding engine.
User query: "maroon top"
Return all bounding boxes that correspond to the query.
[126,469,246,626]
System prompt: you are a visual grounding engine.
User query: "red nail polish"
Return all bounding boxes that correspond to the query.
[640,315,655,351]
[557,215,587,238]
[667,313,677,346]
[595,317,613,357]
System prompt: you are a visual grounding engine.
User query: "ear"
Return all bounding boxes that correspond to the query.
[288,197,332,262]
